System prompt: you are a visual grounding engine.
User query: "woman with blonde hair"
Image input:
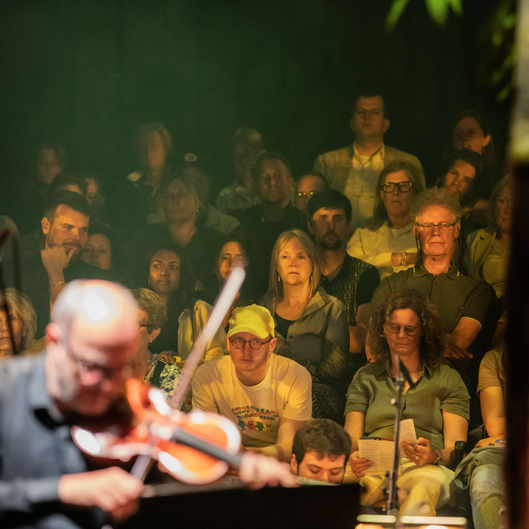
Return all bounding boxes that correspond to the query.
[0,289,37,358]
[260,229,349,421]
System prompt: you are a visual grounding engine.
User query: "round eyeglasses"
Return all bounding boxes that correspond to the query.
[381,181,413,193]
[297,191,318,198]
[385,323,420,336]
[229,336,272,350]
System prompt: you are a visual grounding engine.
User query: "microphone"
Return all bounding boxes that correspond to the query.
[398,360,417,390]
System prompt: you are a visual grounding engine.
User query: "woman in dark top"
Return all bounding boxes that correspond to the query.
[145,244,226,363]
[260,229,349,422]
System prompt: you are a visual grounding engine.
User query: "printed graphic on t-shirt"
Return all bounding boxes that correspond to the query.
[232,405,278,434]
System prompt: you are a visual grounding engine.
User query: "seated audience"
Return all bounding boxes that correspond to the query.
[347,161,425,279]
[145,245,226,362]
[307,190,379,355]
[216,128,264,215]
[13,191,109,338]
[313,92,425,228]
[437,149,488,231]
[48,172,88,197]
[130,288,182,400]
[81,224,115,271]
[118,121,173,232]
[131,174,219,294]
[13,142,67,235]
[260,229,349,422]
[177,160,240,234]
[464,176,512,299]
[213,234,254,330]
[295,172,328,213]
[454,343,506,529]
[449,109,497,189]
[0,289,37,358]
[235,152,307,297]
[291,418,352,484]
[370,188,494,367]
[346,289,469,516]
[192,304,312,462]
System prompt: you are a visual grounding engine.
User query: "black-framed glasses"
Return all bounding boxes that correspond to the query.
[415,222,457,233]
[381,181,413,193]
[385,323,420,336]
[229,336,272,350]
[137,321,154,332]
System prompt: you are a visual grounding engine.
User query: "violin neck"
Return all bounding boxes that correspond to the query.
[171,428,243,468]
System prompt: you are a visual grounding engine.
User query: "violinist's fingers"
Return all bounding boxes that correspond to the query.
[239,452,298,489]
[110,498,140,523]
[58,467,143,512]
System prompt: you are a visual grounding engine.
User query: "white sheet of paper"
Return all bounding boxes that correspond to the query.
[398,418,418,459]
[358,438,394,475]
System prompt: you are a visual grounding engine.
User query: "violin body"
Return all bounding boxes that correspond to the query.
[72,379,242,485]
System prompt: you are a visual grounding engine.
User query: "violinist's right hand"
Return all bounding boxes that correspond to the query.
[349,451,372,478]
[58,467,143,519]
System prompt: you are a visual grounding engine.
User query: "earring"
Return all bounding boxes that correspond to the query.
[277,273,281,282]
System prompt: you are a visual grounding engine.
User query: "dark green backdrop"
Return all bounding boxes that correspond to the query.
[0,0,510,196]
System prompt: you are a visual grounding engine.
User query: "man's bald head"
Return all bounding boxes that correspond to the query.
[46,280,138,416]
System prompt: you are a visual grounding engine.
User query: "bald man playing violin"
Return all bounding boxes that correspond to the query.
[0,280,296,529]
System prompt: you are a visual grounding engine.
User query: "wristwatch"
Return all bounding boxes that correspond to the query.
[400,251,407,267]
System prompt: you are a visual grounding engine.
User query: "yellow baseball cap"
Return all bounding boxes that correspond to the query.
[227,305,275,340]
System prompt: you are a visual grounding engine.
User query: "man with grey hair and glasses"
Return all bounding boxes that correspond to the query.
[369,188,494,367]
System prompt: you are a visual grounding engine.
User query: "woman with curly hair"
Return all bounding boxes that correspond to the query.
[345,289,470,516]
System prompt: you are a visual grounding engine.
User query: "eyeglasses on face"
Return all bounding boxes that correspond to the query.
[297,191,318,198]
[137,321,154,332]
[415,222,457,233]
[381,181,413,193]
[229,336,271,350]
[385,323,420,336]
[69,352,129,385]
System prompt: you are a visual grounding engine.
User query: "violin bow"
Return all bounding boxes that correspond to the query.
[131,265,246,480]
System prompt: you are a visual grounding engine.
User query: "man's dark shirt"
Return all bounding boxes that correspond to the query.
[234,204,308,297]
[320,254,380,326]
[18,256,110,338]
[0,355,103,528]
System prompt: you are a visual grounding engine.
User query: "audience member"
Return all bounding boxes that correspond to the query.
[213,234,254,330]
[130,288,182,401]
[449,109,497,188]
[454,343,506,529]
[119,122,173,232]
[81,224,115,271]
[48,172,88,197]
[307,190,379,356]
[235,152,307,297]
[346,289,469,516]
[13,142,67,235]
[131,174,219,294]
[295,172,328,213]
[14,191,109,338]
[0,280,295,528]
[192,304,312,462]
[347,161,425,279]
[216,128,264,215]
[313,93,425,227]
[0,289,37,358]
[146,245,226,362]
[291,419,352,484]
[370,188,494,367]
[260,229,349,422]
[177,161,240,234]
[464,176,512,299]
[437,149,488,232]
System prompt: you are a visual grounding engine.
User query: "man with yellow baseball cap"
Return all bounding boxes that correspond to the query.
[192,305,312,462]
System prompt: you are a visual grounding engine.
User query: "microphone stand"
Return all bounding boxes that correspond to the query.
[386,355,415,521]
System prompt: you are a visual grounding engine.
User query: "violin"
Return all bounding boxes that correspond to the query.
[73,266,248,486]
[72,378,243,485]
